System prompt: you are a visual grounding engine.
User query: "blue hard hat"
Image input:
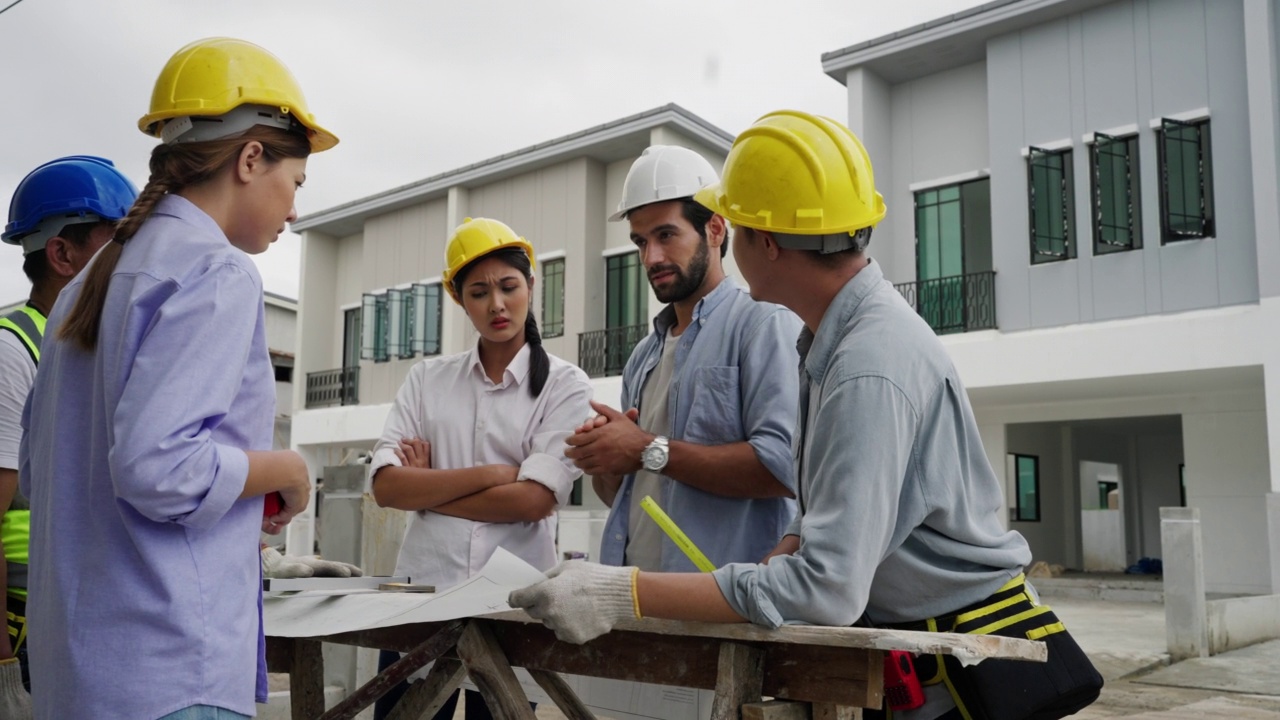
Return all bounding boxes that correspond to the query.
[3,156,139,249]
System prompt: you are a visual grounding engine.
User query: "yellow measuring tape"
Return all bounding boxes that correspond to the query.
[639,495,715,572]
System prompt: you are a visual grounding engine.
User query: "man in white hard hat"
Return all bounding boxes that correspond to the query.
[565,145,803,572]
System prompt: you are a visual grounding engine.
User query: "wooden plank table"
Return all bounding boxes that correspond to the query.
[266,610,1047,720]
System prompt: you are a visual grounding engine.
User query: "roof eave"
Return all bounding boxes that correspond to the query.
[292,104,733,237]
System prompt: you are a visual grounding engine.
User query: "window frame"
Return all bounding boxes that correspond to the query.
[1158,117,1215,243]
[1090,132,1143,255]
[542,257,565,338]
[342,307,361,369]
[1011,453,1041,523]
[1027,146,1076,265]
[361,292,390,363]
[411,282,443,357]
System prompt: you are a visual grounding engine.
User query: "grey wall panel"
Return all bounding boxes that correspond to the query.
[886,79,918,285]
[1161,240,1221,312]
[1006,423,1072,567]
[1020,20,1074,145]
[987,34,1032,331]
[1147,0,1210,117]
[1029,259,1083,326]
[907,62,990,184]
[1206,1,1260,306]
[1091,250,1149,320]
[1081,2,1143,129]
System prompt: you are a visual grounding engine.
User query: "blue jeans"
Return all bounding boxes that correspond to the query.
[158,706,251,720]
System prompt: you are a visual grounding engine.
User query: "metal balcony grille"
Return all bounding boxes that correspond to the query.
[305,366,360,408]
[577,324,649,378]
[894,271,996,335]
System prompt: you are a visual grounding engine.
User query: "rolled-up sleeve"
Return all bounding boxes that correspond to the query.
[712,374,918,628]
[518,368,592,506]
[369,365,426,479]
[108,263,260,530]
[738,309,803,492]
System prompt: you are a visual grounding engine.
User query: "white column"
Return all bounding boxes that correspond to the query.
[1161,507,1207,660]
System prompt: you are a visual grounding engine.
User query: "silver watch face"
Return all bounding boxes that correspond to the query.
[642,445,667,471]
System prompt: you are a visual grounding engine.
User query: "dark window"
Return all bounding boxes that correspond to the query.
[1027,147,1076,264]
[273,364,292,383]
[1091,133,1142,255]
[361,293,390,363]
[1158,118,1215,242]
[1011,454,1041,522]
[342,308,361,369]
[569,478,583,506]
[606,252,646,329]
[1179,463,1186,507]
[912,179,992,333]
[411,282,443,356]
[542,258,565,338]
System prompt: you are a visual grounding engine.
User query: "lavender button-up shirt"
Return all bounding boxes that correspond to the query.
[20,194,273,719]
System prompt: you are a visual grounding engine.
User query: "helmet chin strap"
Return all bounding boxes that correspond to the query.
[160,104,305,145]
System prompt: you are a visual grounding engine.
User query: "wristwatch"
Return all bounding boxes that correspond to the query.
[641,436,670,473]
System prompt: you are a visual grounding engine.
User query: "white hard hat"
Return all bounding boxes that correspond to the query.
[608,145,720,222]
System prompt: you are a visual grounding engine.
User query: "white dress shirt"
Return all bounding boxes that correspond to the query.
[370,343,592,589]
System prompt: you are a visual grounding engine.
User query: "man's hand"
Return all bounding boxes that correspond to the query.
[508,561,638,644]
[0,657,30,720]
[565,401,650,476]
[394,439,431,469]
[261,546,363,579]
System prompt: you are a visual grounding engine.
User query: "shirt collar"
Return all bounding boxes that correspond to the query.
[467,341,532,388]
[152,194,229,240]
[800,259,884,386]
[652,275,740,335]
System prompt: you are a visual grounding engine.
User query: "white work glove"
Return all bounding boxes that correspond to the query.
[261,546,364,579]
[508,561,638,644]
[0,657,31,720]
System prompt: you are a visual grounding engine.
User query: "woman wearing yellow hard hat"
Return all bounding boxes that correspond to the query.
[21,37,336,719]
[368,217,591,720]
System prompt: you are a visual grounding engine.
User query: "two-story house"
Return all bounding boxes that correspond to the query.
[823,0,1280,595]
[286,104,731,559]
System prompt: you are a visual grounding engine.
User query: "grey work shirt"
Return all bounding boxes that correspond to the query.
[713,260,1031,628]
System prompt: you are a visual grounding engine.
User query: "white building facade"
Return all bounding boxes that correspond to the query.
[285,105,731,560]
[823,0,1280,594]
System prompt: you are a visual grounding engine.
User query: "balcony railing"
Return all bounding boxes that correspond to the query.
[894,271,996,335]
[305,366,360,409]
[578,324,649,378]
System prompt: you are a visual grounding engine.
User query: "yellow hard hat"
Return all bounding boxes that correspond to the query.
[139,37,338,153]
[695,110,884,235]
[442,217,536,304]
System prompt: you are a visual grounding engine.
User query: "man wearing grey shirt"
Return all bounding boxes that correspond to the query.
[566,145,801,572]
[515,112,1100,720]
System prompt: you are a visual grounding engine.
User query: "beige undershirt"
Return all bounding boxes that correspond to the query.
[624,328,678,571]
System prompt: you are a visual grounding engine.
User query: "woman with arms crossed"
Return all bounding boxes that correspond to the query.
[371,218,592,720]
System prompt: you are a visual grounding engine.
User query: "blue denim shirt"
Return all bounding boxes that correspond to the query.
[600,277,802,571]
[713,261,1031,628]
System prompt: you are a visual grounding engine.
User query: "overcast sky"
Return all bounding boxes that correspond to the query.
[0,0,986,306]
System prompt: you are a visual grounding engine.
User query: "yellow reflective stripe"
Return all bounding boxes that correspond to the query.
[1026,621,1066,641]
[17,305,46,335]
[954,592,1028,626]
[998,573,1025,593]
[1,509,29,565]
[0,319,38,360]
[928,617,974,720]
[967,604,1053,636]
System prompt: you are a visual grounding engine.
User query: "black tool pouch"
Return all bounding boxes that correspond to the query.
[880,575,1104,720]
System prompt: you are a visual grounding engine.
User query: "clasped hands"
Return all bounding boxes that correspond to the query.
[563,401,652,476]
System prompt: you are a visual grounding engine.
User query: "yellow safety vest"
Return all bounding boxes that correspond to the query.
[0,304,43,600]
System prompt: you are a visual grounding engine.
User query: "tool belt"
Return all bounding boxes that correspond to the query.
[880,574,1103,720]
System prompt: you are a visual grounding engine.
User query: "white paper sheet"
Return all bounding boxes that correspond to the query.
[264,546,548,637]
